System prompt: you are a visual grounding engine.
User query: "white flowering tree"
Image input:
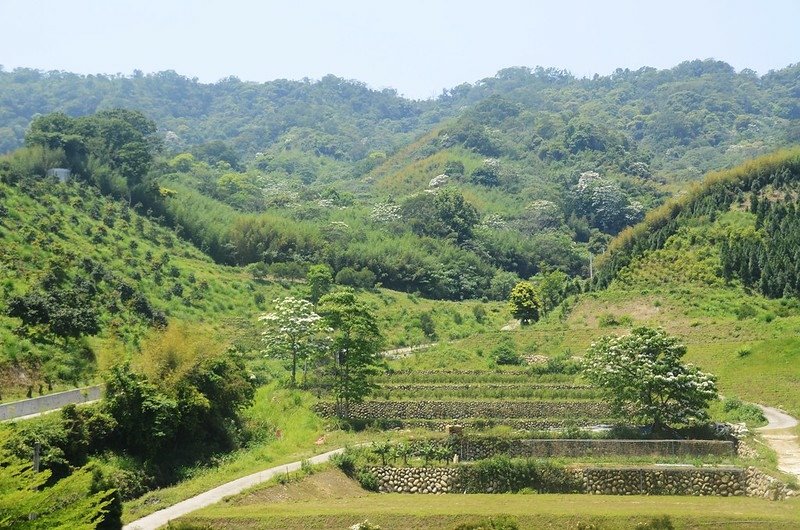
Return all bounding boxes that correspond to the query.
[259,297,331,386]
[582,327,717,432]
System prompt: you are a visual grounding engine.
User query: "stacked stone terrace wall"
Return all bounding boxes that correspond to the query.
[432,437,735,460]
[381,383,590,391]
[314,400,609,420]
[368,465,791,499]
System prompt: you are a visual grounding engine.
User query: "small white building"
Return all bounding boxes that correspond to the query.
[46,168,71,183]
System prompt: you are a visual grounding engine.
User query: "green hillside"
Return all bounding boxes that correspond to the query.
[4,61,800,308]
[533,149,800,419]
[2,63,800,529]
[0,173,507,400]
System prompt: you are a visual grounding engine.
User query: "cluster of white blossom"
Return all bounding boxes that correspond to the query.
[480,213,508,230]
[583,327,717,427]
[370,201,402,223]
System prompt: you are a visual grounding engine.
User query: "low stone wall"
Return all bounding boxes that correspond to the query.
[367,465,791,499]
[314,400,609,420]
[434,437,735,460]
[370,466,460,494]
[745,466,794,500]
[385,370,528,376]
[580,467,744,496]
[380,383,591,391]
[381,418,604,431]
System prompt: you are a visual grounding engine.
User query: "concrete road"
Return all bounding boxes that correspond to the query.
[757,405,800,479]
[0,385,103,421]
[123,447,346,530]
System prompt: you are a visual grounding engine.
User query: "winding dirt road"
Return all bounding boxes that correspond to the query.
[757,405,800,479]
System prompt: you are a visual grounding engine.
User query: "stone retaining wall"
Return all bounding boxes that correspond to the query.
[386,370,529,376]
[367,418,604,431]
[314,400,609,420]
[580,467,743,496]
[380,383,591,391]
[367,465,791,499]
[412,437,735,460]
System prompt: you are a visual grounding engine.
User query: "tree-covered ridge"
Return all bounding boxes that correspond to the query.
[594,147,800,290]
[2,60,798,183]
[0,69,435,164]
[721,189,800,298]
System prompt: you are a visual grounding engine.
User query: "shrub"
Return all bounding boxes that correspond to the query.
[461,456,580,494]
[736,346,751,357]
[734,303,757,320]
[722,397,766,426]
[598,313,632,327]
[491,341,522,366]
[635,516,675,530]
[356,469,379,491]
[472,304,487,323]
[331,450,356,477]
[419,311,437,339]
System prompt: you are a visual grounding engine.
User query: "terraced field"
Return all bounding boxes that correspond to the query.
[314,368,615,430]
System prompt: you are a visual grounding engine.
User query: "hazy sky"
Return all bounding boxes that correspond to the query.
[2,0,798,99]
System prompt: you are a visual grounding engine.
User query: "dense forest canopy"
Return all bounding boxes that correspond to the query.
[1,60,799,303]
[1,60,798,181]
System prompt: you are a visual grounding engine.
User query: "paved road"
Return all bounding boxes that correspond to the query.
[0,385,103,421]
[123,447,347,530]
[757,405,800,479]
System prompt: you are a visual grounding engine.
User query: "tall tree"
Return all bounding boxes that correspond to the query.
[306,264,333,305]
[582,327,718,432]
[508,281,542,325]
[317,289,383,417]
[259,297,331,386]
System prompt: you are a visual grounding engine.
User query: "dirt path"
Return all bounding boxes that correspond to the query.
[380,343,436,360]
[757,405,800,479]
[122,447,346,530]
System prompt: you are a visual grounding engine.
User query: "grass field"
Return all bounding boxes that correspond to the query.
[178,469,800,529]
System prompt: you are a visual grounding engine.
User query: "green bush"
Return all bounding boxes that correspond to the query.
[598,313,632,327]
[491,341,521,366]
[461,456,581,494]
[331,450,357,477]
[356,469,380,491]
[734,302,757,320]
[634,516,675,530]
[722,397,766,426]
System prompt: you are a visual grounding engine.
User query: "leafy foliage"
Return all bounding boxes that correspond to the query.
[259,297,331,386]
[508,282,542,325]
[721,193,800,298]
[0,437,114,530]
[582,327,718,430]
[318,289,383,417]
[104,350,255,465]
[595,148,800,288]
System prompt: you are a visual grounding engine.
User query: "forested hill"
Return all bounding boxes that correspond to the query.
[1,60,798,182]
[594,147,800,298]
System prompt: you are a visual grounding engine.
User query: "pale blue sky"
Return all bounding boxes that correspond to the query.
[1,0,798,99]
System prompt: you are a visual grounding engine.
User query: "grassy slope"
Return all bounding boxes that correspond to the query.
[0,178,508,400]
